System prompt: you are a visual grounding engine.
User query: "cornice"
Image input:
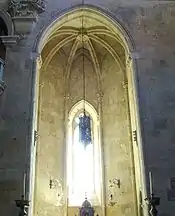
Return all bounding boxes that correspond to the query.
[0,35,19,46]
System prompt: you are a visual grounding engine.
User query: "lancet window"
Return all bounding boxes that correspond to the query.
[67,101,102,206]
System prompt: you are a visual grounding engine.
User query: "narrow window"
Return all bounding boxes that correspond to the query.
[67,101,102,206]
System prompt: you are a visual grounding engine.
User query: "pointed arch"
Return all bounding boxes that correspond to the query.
[28,5,148,216]
[67,100,102,206]
[33,5,135,54]
[0,10,14,35]
[68,100,98,122]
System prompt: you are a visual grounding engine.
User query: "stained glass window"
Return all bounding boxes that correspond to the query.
[67,101,102,206]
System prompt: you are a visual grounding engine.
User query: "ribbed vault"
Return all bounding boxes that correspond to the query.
[41,15,128,95]
[42,26,125,69]
[33,7,144,216]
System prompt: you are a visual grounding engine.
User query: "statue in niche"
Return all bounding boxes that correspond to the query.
[79,197,95,216]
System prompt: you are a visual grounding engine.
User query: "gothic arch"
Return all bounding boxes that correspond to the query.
[67,100,102,206]
[33,4,135,54]
[0,10,14,35]
[28,4,148,216]
[68,100,98,122]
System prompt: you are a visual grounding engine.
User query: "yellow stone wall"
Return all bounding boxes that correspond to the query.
[34,39,137,216]
[34,52,65,216]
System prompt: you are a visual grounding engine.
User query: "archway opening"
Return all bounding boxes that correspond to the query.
[32,6,144,216]
[67,100,101,206]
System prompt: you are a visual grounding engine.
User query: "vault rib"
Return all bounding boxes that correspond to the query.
[87,28,123,47]
[64,37,80,94]
[86,38,101,93]
[48,28,79,41]
[90,34,125,71]
[42,35,77,70]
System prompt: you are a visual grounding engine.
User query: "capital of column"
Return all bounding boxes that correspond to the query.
[126,53,132,68]
[64,94,70,101]
[122,80,128,89]
[96,91,104,102]
[30,52,42,69]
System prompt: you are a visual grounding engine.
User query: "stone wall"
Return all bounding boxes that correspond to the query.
[101,52,137,216]
[34,42,137,216]
[34,52,65,216]
[0,1,175,216]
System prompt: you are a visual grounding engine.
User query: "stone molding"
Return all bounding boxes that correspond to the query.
[64,94,70,101]
[8,0,46,17]
[36,54,42,70]
[131,51,140,59]
[96,91,104,102]
[122,80,128,89]
[12,16,38,34]
[0,35,19,47]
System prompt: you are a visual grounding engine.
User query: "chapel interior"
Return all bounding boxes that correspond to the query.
[33,9,139,216]
[0,1,175,216]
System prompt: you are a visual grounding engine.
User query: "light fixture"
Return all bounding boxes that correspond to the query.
[49,177,63,196]
[78,0,92,149]
[108,178,121,206]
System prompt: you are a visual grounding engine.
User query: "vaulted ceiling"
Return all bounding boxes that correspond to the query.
[41,15,127,75]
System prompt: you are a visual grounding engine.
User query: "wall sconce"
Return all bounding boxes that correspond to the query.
[108,178,121,206]
[109,194,117,206]
[0,80,6,96]
[49,178,61,190]
[49,177,64,199]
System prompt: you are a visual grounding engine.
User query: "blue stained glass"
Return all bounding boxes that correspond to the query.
[79,112,92,147]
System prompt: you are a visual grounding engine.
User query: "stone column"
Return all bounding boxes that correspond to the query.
[0,34,32,216]
[127,52,149,216]
[63,93,70,216]
[96,91,105,216]
[27,52,42,216]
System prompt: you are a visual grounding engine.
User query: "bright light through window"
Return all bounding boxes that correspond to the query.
[73,123,94,196]
[67,101,102,206]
